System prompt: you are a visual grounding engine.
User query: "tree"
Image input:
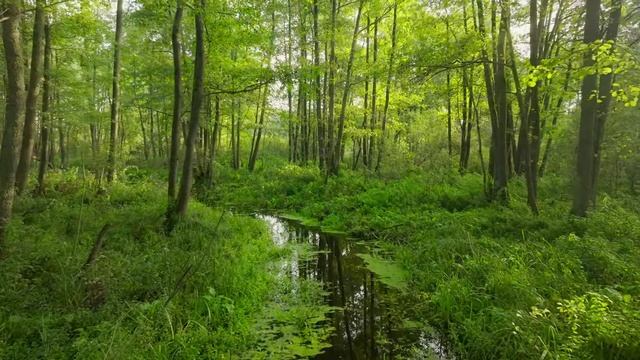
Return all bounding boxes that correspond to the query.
[168,0,183,202]
[591,0,623,206]
[173,0,206,223]
[37,19,53,194]
[571,0,601,216]
[0,1,27,252]
[106,0,124,182]
[16,0,46,194]
[375,1,398,172]
[328,0,364,176]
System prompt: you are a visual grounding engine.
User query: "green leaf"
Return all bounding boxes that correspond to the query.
[358,253,409,291]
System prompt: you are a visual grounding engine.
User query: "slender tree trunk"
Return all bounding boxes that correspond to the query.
[375,2,398,173]
[325,0,337,177]
[571,0,600,216]
[287,0,294,163]
[368,18,379,170]
[359,16,371,168]
[207,96,221,185]
[330,0,364,176]
[59,120,66,168]
[525,0,542,214]
[138,108,149,160]
[476,0,499,198]
[0,1,26,252]
[90,61,99,158]
[16,0,45,194]
[248,86,268,172]
[491,0,510,202]
[37,20,52,194]
[446,15,452,158]
[174,0,205,220]
[313,0,325,169]
[447,70,452,158]
[168,0,183,201]
[591,0,622,206]
[106,0,124,182]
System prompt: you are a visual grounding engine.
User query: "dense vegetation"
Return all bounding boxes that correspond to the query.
[0,0,639,359]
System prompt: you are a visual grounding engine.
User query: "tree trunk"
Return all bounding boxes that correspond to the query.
[59,122,66,168]
[174,0,205,220]
[375,2,398,173]
[37,20,52,194]
[287,0,294,163]
[524,0,543,214]
[16,0,45,194]
[0,1,27,252]
[313,0,324,169]
[571,0,600,216]
[207,96,221,185]
[106,0,124,182]
[591,0,622,207]
[368,18,379,170]
[491,0,510,202]
[325,0,337,176]
[330,0,364,176]
[476,0,499,199]
[248,86,268,172]
[168,0,183,201]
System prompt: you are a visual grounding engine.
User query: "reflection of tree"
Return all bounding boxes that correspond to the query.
[283,219,414,359]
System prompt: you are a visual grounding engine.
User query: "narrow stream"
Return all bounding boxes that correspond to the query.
[258,214,450,360]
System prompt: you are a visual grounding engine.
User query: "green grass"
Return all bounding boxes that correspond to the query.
[0,169,330,359]
[204,164,640,359]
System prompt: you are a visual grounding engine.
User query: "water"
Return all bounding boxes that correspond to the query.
[258,214,451,360]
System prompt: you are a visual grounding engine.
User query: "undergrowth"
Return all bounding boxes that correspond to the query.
[204,164,640,359]
[0,169,330,359]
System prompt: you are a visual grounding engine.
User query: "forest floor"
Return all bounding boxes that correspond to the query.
[1,164,640,359]
[203,163,640,359]
[0,169,330,359]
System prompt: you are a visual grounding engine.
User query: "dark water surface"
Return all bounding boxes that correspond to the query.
[258,214,450,360]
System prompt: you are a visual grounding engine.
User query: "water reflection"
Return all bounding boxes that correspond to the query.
[258,215,450,360]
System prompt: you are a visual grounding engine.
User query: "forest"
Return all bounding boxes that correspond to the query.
[0,0,639,358]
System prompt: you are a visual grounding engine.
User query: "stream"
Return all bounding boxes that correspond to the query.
[258,214,451,360]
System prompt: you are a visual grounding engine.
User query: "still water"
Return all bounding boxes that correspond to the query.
[258,214,450,360]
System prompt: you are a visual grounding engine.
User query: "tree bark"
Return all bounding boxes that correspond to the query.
[168,0,183,201]
[0,1,27,252]
[207,96,221,185]
[16,0,46,194]
[37,19,51,194]
[330,0,364,176]
[368,18,379,170]
[591,0,622,206]
[313,0,325,169]
[491,0,510,203]
[571,0,601,216]
[476,0,499,199]
[375,2,398,173]
[106,0,124,182]
[248,86,268,171]
[326,0,337,176]
[174,0,206,220]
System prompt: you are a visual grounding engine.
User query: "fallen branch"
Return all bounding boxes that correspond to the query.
[83,224,111,270]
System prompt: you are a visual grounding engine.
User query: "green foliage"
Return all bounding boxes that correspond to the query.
[206,164,640,359]
[0,172,328,359]
[358,253,409,290]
